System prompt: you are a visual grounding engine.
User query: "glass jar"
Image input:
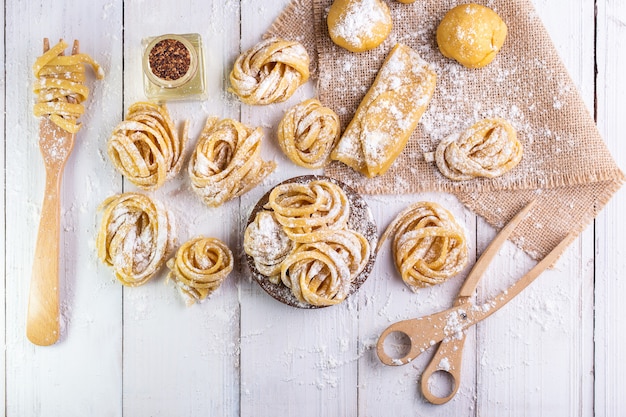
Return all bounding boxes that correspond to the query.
[142,33,207,101]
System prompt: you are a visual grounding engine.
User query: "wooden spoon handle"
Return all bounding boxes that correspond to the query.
[27,170,61,345]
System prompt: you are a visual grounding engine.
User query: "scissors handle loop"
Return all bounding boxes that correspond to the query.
[420,332,467,404]
[376,303,476,366]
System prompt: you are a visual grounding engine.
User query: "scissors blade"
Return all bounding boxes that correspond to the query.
[456,199,537,300]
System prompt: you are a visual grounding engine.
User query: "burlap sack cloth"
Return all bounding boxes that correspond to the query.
[266,0,624,259]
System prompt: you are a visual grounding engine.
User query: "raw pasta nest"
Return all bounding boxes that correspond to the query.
[166,237,234,306]
[280,229,370,306]
[96,192,173,287]
[244,211,294,280]
[379,201,468,291]
[229,38,310,105]
[266,180,350,241]
[433,118,523,181]
[33,39,104,133]
[244,178,372,307]
[188,117,276,207]
[277,98,340,169]
[107,102,188,190]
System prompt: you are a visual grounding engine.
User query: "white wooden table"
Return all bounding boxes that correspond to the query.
[2,0,625,415]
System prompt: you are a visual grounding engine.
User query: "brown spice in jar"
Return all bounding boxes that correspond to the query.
[148,39,191,81]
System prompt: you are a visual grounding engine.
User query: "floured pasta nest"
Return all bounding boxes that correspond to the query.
[268,179,350,240]
[107,102,188,190]
[379,201,468,291]
[279,229,370,306]
[244,177,376,307]
[244,211,294,278]
[229,38,310,105]
[277,98,340,169]
[96,192,174,286]
[431,118,523,181]
[166,237,234,306]
[189,117,276,207]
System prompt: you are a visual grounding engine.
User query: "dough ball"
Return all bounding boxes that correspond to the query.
[327,0,393,53]
[436,3,507,68]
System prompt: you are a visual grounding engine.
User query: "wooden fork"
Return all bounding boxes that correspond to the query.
[27,38,80,346]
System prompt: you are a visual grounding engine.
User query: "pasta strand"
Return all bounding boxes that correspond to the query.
[33,39,104,133]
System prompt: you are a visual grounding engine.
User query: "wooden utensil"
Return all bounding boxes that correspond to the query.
[376,200,575,404]
[26,39,80,346]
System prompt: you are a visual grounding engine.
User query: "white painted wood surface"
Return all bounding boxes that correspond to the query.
[2,0,624,415]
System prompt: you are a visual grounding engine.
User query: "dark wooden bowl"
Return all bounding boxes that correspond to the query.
[244,175,378,308]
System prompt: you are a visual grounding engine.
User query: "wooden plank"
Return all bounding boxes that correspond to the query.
[0,1,6,414]
[237,1,361,415]
[595,1,626,415]
[358,193,478,415]
[475,232,595,415]
[120,1,242,416]
[4,1,124,415]
[475,0,596,415]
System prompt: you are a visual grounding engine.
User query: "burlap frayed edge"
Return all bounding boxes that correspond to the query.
[325,163,625,195]
[456,177,625,260]
[432,167,626,194]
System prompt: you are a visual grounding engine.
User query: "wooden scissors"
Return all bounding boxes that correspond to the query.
[376,200,574,404]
